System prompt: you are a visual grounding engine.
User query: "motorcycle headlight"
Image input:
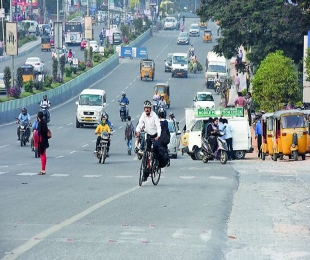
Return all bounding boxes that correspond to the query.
[20,126,24,129]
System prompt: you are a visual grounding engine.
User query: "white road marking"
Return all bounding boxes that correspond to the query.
[67,123,72,126]
[82,144,88,147]
[114,176,133,178]
[55,156,64,159]
[179,176,196,179]
[92,140,96,143]
[118,126,123,129]
[17,172,38,176]
[50,174,70,177]
[57,126,63,129]
[69,151,76,154]
[111,99,115,102]
[116,95,119,98]
[133,78,136,81]
[0,165,8,168]
[17,163,29,166]
[0,144,9,148]
[83,175,102,178]
[200,230,212,242]
[129,82,132,85]
[125,86,128,89]
[0,171,9,175]
[2,185,140,260]
[209,176,227,180]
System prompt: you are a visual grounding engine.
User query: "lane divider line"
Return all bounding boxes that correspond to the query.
[82,144,88,147]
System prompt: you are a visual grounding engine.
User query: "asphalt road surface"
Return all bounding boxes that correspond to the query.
[0,19,239,259]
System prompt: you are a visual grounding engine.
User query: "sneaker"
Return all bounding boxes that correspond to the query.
[134,147,139,153]
[138,149,143,155]
[106,153,109,157]
[94,150,97,154]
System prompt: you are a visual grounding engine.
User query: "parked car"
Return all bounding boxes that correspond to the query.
[0,73,6,94]
[177,31,190,45]
[25,57,45,73]
[189,24,200,37]
[164,53,173,72]
[193,92,215,109]
[80,38,88,50]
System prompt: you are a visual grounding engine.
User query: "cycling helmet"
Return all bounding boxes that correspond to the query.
[144,100,152,108]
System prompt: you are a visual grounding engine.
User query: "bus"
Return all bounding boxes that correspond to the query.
[64,17,84,45]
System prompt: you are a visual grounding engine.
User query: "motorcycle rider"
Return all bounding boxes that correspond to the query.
[214,73,221,90]
[101,113,113,131]
[119,91,129,118]
[136,100,161,181]
[205,117,220,157]
[99,32,104,46]
[68,49,73,64]
[40,95,51,122]
[94,117,111,156]
[189,45,195,59]
[153,90,160,101]
[16,107,31,141]
[158,96,167,118]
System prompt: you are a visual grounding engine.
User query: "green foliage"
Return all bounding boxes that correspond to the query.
[93,53,102,62]
[143,16,151,28]
[18,35,37,48]
[59,55,66,78]
[44,76,53,88]
[65,66,72,77]
[67,12,81,21]
[84,48,88,63]
[16,67,23,90]
[89,46,93,61]
[305,48,310,81]
[133,18,143,32]
[52,58,58,81]
[252,51,299,112]
[24,81,34,93]
[33,80,43,90]
[78,61,86,71]
[120,24,130,40]
[3,66,11,95]
[197,0,310,67]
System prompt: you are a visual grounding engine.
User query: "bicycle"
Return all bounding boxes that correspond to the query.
[139,137,161,186]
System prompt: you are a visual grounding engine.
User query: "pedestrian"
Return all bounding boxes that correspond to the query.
[255,117,262,158]
[246,92,254,126]
[125,116,135,155]
[222,119,234,160]
[237,49,243,64]
[37,111,49,175]
[0,39,3,56]
[234,92,247,108]
[49,18,53,28]
[234,73,240,91]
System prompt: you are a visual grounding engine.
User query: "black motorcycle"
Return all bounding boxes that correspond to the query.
[119,101,129,121]
[96,131,110,164]
[40,104,50,123]
[16,118,31,147]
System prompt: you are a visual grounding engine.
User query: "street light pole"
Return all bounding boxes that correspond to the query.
[57,0,60,78]
[9,0,14,86]
[1,0,5,48]
[106,0,110,46]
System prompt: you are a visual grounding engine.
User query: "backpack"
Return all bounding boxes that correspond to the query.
[125,122,133,140]
[158,147,169,168]
[160,120,170,145]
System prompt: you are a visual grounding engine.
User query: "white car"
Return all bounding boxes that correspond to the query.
[88,40,99,52]
[25,57,44,73]
[167,119,181,159]
[0,73,6,93]
[193,92,215,109]
[189,24,200,37]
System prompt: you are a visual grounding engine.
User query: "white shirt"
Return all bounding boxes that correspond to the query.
[158,100,166,107]
[40,100,50,107]
[136,111,161,137]
[153,94,160,101]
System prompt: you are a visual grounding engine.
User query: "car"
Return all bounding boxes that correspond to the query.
[189,24,200,37]
[167,119,181,159]
[25,57,44,73]
[52,47,68,62]
[88,40,99,52]
[193,92,215,109]
[80,38,88,50]
[164,17,176,30]
[0,73,6,94]
[164,53,173,72]
[177,31,190,45]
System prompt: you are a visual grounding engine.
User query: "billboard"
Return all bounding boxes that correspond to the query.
[6,22,18,55]
[84,16,92,39]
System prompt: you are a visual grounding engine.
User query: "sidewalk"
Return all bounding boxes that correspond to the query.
[0,37,41,62]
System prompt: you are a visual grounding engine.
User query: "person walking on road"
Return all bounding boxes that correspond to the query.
[255,117,263,158]
[222,119,234,160]
[125,116,135,155]
[234,92,247,108]
[234,73,240,91]
[0,39,4,56]
[37,111,49,175]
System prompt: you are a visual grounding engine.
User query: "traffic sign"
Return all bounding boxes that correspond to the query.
[195,108,244,117]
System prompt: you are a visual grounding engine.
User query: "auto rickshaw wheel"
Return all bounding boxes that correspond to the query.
[293,151,298,161]
[273,153,277,161]
[261,152,265,161]
[140,77,142,80]
[152,77,154,81]
[301,154,306,160]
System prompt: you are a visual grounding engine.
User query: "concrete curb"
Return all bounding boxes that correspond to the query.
[0,39,41,63]
[0,29,152,124]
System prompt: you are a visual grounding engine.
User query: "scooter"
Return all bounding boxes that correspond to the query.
[200,133,228,164]
[157,105,167,118]
[119,101,129,121]
[215,81,221,95]
[192,62,197,73]
[40,104,50,123]
[152,99,159,114]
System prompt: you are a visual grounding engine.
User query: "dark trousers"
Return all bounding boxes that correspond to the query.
[257,134,262,157]
[247,109,252,126]
[226,138,234,159]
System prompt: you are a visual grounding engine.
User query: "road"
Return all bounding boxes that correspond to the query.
[1,18,309,260]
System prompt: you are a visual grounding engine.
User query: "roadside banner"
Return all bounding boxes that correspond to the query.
[136,47,148,59]
[119,47,147,59]
[194,107,244,117]
[120,46,132,58]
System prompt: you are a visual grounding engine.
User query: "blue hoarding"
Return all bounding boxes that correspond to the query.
[136,47,148,59]
[120,47,132,58]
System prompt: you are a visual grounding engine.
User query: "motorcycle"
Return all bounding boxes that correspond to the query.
[215,81,221,95]
[119,101,129,121]
[96,131,110,164]
[16,118,31,147]
[40,104,50,123]
[200,133,228,164]
[157,105,167,118]
[152,99,159,114]
[192,62,197,73]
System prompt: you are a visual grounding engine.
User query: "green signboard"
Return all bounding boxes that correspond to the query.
[195,108,244,117]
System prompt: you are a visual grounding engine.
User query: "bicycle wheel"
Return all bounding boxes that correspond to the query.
[151,156,161,185]
[139,153,147,186]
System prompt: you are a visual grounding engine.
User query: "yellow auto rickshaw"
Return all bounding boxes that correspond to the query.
[21,65,35,83]
[154,83,170,108]
[273,110,308,161]
[260,113,275,160]
[203,29,212,43]
[199,20,207,29]
[140,59,155,81]
[41,35,51,51]
[301,109,310,154]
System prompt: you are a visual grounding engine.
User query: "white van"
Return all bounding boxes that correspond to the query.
[182,108,253,160]
[171,53,188,78]
[164,17,176,30]
[20,20,38,34]
[75,89,106,128]
[167,119,181,158]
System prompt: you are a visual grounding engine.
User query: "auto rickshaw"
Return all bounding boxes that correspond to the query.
[41,35,51,51]
[272,110,308,161]
[203,29,212,43]
[21,65,35,83]
[301,109,310,154]
[154,83,170,108]
[260,113,275,160]
[140,59,155,81]
[199,20,207,29]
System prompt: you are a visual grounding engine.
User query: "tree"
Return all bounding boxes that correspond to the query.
[59,55,66,79]
[3,66,11,97]
[52,58,58,81]
[252,51,299,112]
[129,0,139,10]
[305,48,310,81]
[133,18,143,33]
[16,67,23,90]
[197,0,310,68]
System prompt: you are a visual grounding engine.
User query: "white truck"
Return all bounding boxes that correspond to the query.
[205,52,229,89]
[171,53,188,78]
[75,89,106,128]
[182,108,253,160]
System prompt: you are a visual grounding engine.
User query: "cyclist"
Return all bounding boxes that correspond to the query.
[94,117,111,155]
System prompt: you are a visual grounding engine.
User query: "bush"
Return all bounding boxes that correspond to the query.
[86,60,93,67]
[33,80,44,90]
[52,58,58,81]
[16,67,23,90]
[3,66,11,95]
[84,49,88,63]
[78,61,86,71]
[59,55,66,79]
[44,76,52,88]
[24,81,34,92]
[65,66,72,77]
[9,86,21,98]
[93,53,101,62]
[72,67,77,74]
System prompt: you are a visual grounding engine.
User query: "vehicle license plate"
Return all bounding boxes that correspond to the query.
[177,72,182,75]
[85,117,92,121]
